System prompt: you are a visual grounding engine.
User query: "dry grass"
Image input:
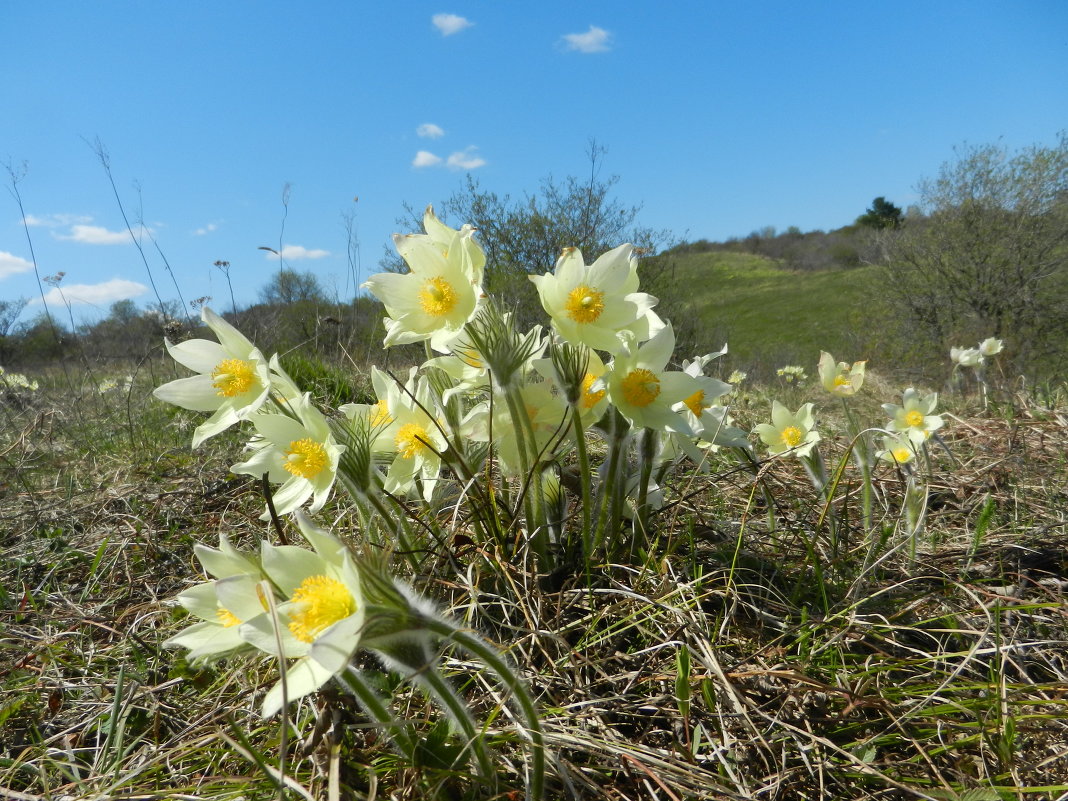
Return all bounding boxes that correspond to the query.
[2,372,1067,800]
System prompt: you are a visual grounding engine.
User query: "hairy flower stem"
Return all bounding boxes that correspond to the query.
[501,385,548,564]
[594,408,627,557]
[633,427,658,558]
[841,399,874,534]
[570,408,594,562]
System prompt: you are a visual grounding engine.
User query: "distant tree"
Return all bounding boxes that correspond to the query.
[856,197,903,229]
[0,298,27,363]
[881,133,1068,369]
[259,269,326,305]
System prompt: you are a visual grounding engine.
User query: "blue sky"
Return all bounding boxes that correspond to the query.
[2,1,1066,324]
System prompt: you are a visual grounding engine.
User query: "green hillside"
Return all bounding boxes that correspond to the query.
[659,251,900,376]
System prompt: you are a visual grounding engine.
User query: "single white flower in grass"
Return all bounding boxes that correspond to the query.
[979,337,1003,357]
[950,346,983,368]
[876,434,917,466]
[231,394,344,519]
[883,387,943,445]
[362,211,482,353]
[164,534,266,663]
[239,514,365,718]
[675,348,731,425]
[605,325,695,435]
[753,401,820,458]
[529,244,658,354]
[153,307,272,447]
[817,351,866,396]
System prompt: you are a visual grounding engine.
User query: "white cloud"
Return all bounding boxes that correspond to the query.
[432,13,473,36]
[562,25,612,53]
[413,150,444,168]
[33,278,148,307]
[56,224,139,245]
[193,222,219,236]
[417,123,445,139]
[0,251,33,280]
[446,147,487,170]
[22,213,92,228]
[264,244,331,261]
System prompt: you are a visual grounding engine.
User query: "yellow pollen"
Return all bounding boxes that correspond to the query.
[904,409,925,428]
[683,389,708,417]
[580,373,605,409]
[287,574,355,644]
[419,276,458,317]
[395,422,430,459]
[781,426,803,447]
[370,399,391,427]
[891,447,913,464]
[284,438,328,479]
[211,358,256,397]
[620,368,661,408]
[216,607,241,627]
[833,375,851,387]
[565,285,606,324]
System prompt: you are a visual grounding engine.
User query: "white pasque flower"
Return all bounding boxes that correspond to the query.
[466,379,570,478]
[381,372,450,500]
[978,337,1003,357]
[605,324,695,435]
[529,244,658,353]
[163,534,266,663]
[154,307,272,447]
[239,515,365,717]
[362,208,482,353]
[876,434,917,466]
[950,346,983,368]
[753,401,820,458]
[231,394,345,519]
[817,351,866,396]
[883,388,943,444]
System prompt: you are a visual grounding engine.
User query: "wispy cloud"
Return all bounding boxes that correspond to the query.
[417,123,445,139]
[264,244,331,261]
[56,224,139,245]
[193,222,219,236]
[446,147,486,170]
[413,150,444,168]
[432,13,473,36]
[0,251,33,280]
[32,278,148,308]
[22,213,92,228]
[561,25,612,53]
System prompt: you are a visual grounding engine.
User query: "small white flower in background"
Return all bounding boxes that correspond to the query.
[362,207,483,353]
[727,370,747,386]
[153,307,272,447]
[776,365,807,384]
[978,337,1003,357]
[237,515,366,717]
[950,346,983,368]
[876,434,917,467]
[529,244,658,354]
[230,394,345,519]
[817,351,866,396]
[883,388,943,444]
[0,366,40,392]
[753,401,820,458]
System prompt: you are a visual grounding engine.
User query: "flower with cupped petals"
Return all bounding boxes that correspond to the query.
[529,244,658,354]
[230,394,345,519]
[883,388,943,444]
[950,347,983,368]
[876,434,917,467]
[153,307,272,446]
[238,514,366,717]
[380,373,450,500]
[362,209,482,353]
[817,351,866,396]
[605,325,695,435]
[753,401,820,458]
[978,337,1003,357]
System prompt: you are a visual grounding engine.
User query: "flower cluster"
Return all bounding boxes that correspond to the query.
[951,337,1003,369]
[0,366,39,393]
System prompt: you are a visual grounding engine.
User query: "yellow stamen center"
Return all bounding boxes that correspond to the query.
[284,438,328,479]
[620,368,661,408]
[683,389,708,417]
[781,426,803,447]
[580,373,605,409]
[565,285,606,324]
[891,447,913,464]
[287,575,355,644]
[395,422,430,459]
[370,399,391,427]
[216,607,241,627]
[833,375,851,388]
[419,276,458,317]
[211,358,256,397]
[904,410,925,428]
